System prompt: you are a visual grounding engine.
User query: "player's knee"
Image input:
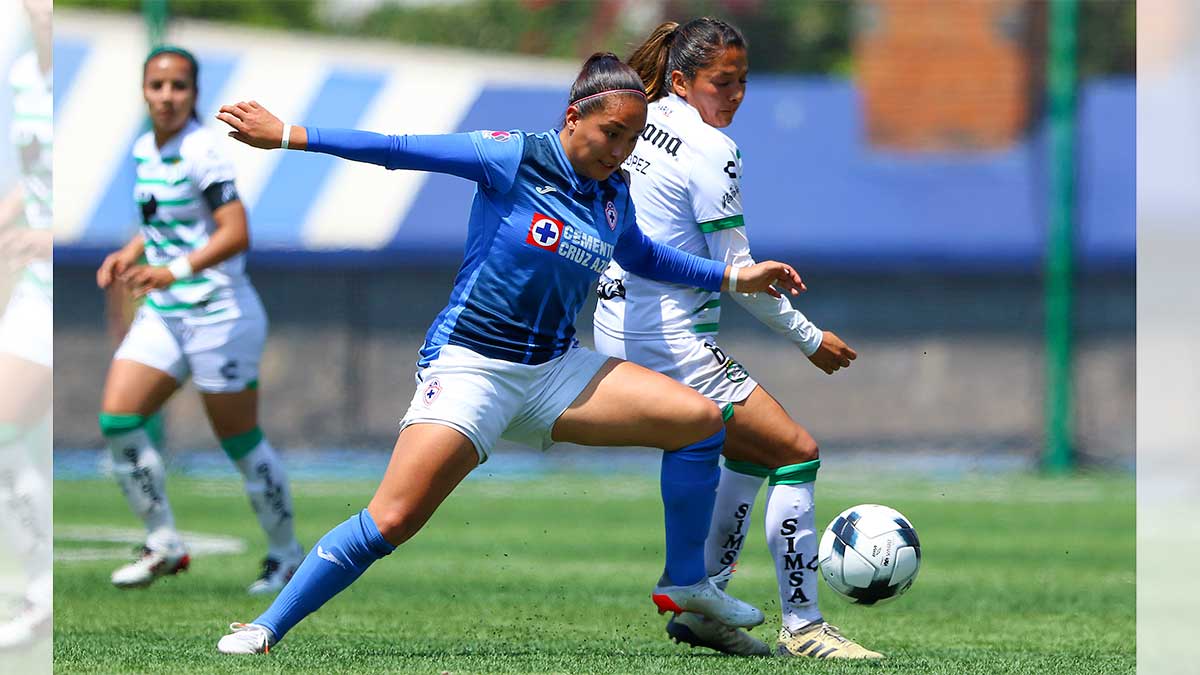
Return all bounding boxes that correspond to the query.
[676,396,724,445]
[785,428,820,464]
[370,506,426,547]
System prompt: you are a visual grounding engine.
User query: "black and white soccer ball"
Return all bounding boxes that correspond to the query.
[818,504,921,605]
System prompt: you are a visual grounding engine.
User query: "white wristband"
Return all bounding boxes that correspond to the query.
[281,123,292,150]
[168,256,193,281]
[728,266,739,293]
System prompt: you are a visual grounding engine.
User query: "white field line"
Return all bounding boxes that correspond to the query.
[55,525,245,562]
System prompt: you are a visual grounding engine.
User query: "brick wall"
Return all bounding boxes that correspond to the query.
[855,0,1046,150]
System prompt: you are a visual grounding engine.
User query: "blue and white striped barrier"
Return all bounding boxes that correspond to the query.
[54,11,1134,270]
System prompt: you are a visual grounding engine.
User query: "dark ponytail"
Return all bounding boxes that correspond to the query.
[144,45,200,120]
[562,52,646,125]
[627,18,746,102]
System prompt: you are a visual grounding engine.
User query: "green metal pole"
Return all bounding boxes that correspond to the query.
[143,0,169,48]
[1044,0,1078,473]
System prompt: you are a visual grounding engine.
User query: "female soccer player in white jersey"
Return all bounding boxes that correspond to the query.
[212,53,809,655]
[593,19,880,659]
[0,0,53,649]
[96,46,304,595]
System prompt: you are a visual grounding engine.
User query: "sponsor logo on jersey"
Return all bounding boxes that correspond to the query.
[527,213,615,273]
[639,123,682,157]
[720,183,741,210]
[526,213,563,251]
[725,360,750,383]
[596,276,626,300]
[724,160,738,179]
[605,200,618,230]
[140,194,159,225]
[422,378,442,406]
[535,185,557,195]
[484,130,511,142]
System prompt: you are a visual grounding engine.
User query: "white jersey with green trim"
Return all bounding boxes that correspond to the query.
[594,93,743,341]
[9,51,52,292]
[132,119,246,318]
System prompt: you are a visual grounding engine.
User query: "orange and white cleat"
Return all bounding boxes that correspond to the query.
[111,546,190,589]
[651,576,764,628]
[217,623,274,655]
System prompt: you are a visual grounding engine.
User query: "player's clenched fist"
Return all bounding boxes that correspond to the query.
[807,330,857,375]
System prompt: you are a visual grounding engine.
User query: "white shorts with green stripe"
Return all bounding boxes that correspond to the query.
[399,343,612,464]
[0,279,52,367]
[593,329,758,407]
[113,284,266,393]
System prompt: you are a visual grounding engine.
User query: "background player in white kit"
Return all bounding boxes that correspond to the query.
[593,18,879,659]
[96,46,303,594]
[0,0,53,649]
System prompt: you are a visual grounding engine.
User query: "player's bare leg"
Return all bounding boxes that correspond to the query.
[553,358,764,629]
[100,359,189,588]
[219,425,478,654]
[682,385,878,657]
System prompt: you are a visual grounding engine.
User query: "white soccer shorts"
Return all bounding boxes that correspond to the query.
[0,279,52,368]
[112,285,267,394]
[399,343,613,464]
[593,330,759,407]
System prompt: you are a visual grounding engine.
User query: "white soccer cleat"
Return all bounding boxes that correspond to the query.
[666,611,771,656]
[651,577,764,628]
[0,597,51,650]
[111,546,190,589]
[246,552,302,596]
[217,622,274,654]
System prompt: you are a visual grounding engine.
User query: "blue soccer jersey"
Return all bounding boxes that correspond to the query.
[304,127,726,366]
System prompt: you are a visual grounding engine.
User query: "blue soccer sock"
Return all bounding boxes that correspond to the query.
[255,508,395,641]
[659,428,724,587]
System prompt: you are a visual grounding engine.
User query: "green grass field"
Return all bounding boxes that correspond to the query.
[53,470,1134,674]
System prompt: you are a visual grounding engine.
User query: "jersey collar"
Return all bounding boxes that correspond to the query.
[155,118,201,155]
[662,92,704,125]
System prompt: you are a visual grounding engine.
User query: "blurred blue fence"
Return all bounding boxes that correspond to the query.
[52,29,1132,272]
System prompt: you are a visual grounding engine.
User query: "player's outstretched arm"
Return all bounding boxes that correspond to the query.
[217,102,516,188]
[614,223,807,298]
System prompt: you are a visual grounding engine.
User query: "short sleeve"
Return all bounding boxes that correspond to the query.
[188,133,237,192]
[689,139,744,234]
[468,129,525,194]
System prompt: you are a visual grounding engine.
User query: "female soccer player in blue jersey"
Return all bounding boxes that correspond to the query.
[594,19,878,659]
[214,52,807,654]
[96,46,304,595]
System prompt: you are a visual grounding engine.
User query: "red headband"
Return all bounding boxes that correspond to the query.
[569,88,647,108]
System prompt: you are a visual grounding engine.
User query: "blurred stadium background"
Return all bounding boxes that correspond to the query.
[52,0,1134,472]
